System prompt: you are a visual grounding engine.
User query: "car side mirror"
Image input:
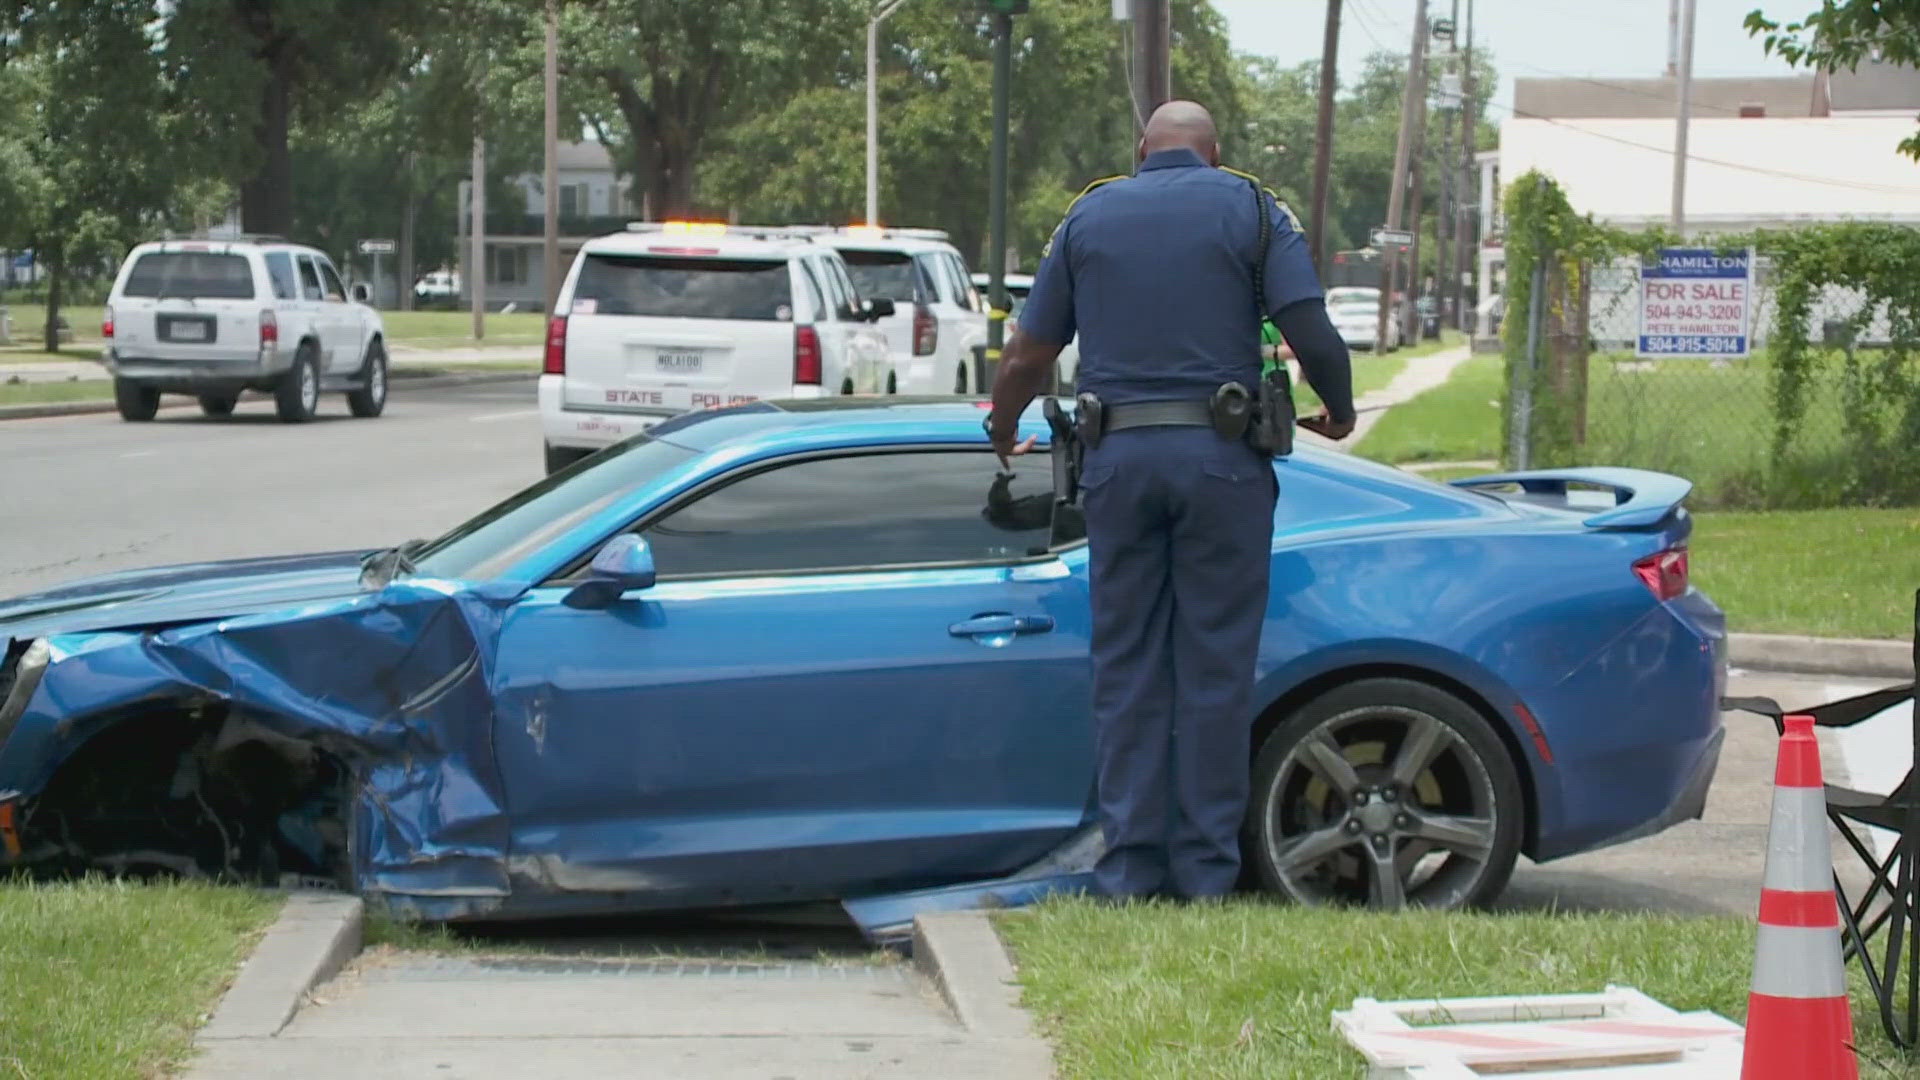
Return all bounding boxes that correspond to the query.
[350,282,371,304]
[562,534,657,610]
[865,297,896,320]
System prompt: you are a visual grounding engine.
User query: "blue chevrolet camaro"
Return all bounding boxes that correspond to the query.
[0,399,1725,941]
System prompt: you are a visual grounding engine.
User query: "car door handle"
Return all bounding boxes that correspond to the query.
[949,613,1055,638]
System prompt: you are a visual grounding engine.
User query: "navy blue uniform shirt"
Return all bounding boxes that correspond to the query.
[1017,148,1324,406]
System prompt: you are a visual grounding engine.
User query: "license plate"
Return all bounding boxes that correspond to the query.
[169,322,209,342]
[656,349,703,374]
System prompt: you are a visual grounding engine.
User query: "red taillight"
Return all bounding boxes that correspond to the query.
[544,316,567,375]
[912,303,937,356]
[258,309,277,346]
[794,325,822,385]
[1633,547,1689,601]
[102,306,114,339]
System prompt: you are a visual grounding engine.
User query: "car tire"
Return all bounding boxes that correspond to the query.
[954,364,969,395]
[198,394,238,418]
[840,376,855,396]
[1243,677,1523,911]
[115,379,160,422]
[275,345,321,423]
[346,339,388,418]
[886,371,897,395]
[544,442,590,475]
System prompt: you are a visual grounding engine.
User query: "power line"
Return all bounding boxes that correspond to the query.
[1489,98,1920,195]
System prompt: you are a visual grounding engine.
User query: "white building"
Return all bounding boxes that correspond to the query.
[455,141,642,310]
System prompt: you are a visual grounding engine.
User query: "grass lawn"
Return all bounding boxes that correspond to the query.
[381,309,544,347]
[0,879,279,1078]
[0,379,113,406]
[1354,350,1505,464]
[1001,898,1912,1080]
[0,346,102,365]
[2,304,107,347]
[1693,507,1920,639]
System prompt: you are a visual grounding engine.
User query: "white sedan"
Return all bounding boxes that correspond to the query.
[1327,286,1402,351]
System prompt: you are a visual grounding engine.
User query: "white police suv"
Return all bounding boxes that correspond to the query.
[539,223,895,473]
[822,226,988,395]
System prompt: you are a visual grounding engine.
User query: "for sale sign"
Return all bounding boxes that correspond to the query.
[1637,248,1752,358]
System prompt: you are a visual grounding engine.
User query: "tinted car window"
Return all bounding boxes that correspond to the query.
[297,257,325,301]
[643,451,1057,578]
[263,253,298,300]
[317,259,347,301]
[840,250,924,304]
[413,436,699,582]
[573,254,793,320]
[121,252,256,300]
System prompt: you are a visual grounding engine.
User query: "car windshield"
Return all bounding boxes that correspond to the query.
[121,252,255,300]
[409,436,698,582]
[838,250,920,303]
[572,253,793,320]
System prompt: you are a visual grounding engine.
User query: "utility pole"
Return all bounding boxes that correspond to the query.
[866,0,910,226]
[1308,0,1342,270]
[1131,0,1171,129]
[984,0,1025,392]
[470,128,486,341]
[1671,0,1697,235]
[1453,0,1475,333]
[1377,0,1427,353]
[400,151,416,312]
[1404,34,1430,346]
[542,0,560,317]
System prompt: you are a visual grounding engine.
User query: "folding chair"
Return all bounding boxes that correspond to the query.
[1724,591,1919,1048]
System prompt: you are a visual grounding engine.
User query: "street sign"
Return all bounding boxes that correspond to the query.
[1636,247,1753,359]
[358,239,397,255]
[1370,227,1414,249]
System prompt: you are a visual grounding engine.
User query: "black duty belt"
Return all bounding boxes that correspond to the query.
[1103,399,1213,432]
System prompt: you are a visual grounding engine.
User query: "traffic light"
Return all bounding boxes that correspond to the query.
[981,0,1029,13]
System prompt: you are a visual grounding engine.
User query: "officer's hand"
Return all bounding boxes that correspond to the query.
[994,434,1039,469]
[1298,413,1355,441]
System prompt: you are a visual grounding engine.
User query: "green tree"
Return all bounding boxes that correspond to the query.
[560,0,862,220]
[1747,1,1920,157]
[164,0,437,235]
[704,0,1241,268]
[10,0,194,346]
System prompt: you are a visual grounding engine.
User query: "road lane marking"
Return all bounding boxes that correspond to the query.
[470,408,542,423]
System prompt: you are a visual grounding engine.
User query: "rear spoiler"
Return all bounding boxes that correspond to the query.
[1448,467,1692,529]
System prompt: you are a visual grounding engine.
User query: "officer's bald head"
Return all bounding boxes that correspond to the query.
[1139,100,1219,166]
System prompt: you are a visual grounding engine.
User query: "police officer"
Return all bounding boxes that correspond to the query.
[986,100,1357,903]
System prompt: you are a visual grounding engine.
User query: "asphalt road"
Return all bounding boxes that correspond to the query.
[0,379,546,598]
[0,384,1890,919]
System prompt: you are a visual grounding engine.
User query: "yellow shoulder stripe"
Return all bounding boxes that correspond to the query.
[1070,174,1126,206]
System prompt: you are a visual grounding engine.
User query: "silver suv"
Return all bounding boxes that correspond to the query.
[104,237,389,423]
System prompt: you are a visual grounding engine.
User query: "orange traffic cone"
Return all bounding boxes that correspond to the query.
[1741,713,1858,1080]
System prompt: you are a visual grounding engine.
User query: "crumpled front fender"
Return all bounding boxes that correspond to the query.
[0,582,514,912]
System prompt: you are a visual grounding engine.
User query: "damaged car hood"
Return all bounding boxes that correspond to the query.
[0,551,370,640]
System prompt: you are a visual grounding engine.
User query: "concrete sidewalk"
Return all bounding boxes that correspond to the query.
[1,345,532,384]
[1295,343,1472,452]
[186,911,1054,1080]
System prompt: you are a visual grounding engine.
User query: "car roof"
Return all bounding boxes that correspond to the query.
[582,228,825,258]
[132,238,315,256]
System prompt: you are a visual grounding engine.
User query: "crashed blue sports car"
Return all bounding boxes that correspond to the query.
[0,399,1725,941]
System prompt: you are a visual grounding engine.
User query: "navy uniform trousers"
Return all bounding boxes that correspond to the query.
[1078,422,1277,900]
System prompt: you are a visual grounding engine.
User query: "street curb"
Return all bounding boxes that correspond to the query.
[1728,632,1913,681]
[0,370,532,422]
[197,891,363,1041]
[911,911,1040,1041]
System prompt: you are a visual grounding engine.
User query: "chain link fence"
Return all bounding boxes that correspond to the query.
[1507,249,1920,510]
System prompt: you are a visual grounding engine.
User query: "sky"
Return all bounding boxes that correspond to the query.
[1211,0,1813,116]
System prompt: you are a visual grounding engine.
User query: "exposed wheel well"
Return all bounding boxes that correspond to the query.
[1251,663,1541,853]
[12,701,354,888]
